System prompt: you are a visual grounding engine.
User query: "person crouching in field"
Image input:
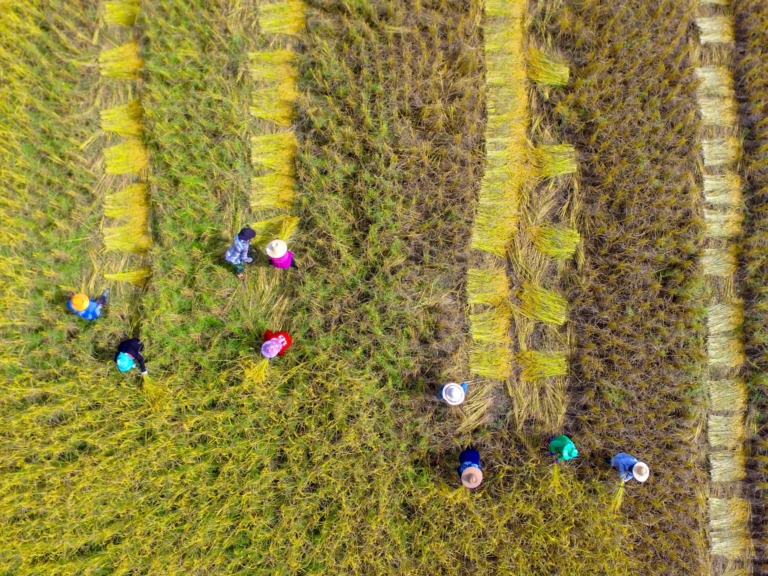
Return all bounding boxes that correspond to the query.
[225,227,256,279]
[611,452,649,483]
[265,239,297,269]
[457,448,483,489]
[549,434,578,463]
[115,338,148,376]
[261,329,292,359]
[68,289,110,321]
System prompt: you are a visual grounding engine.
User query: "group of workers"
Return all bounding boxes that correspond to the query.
[440,386,650,490]
[69,227,648,491]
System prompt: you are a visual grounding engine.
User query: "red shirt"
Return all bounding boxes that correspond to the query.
[263,330,292,356]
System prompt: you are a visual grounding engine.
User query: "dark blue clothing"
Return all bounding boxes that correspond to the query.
[611,452,639,482]
[68,299,102,321]
[457,449,482,478]
[115,338,147,373]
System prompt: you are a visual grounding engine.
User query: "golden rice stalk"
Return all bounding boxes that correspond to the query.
[251,214,299,246]
[702,137,740,167]
[142,374,166,409]
[103,267,151,287]
[700,0,730,4]
[251,79,298,126]
[533,144,577,178]
[470,307,511,344]
[517,350,567,382]
[104,138,149,174]
[708,330,745,368]
[527,47,569,87]
[259,1,306,36]
[251,132,297,174]
[245,358,269,384]
[519,283,567,325]
[467,265,509,306]
[249,50,296,82]
[104,183,148,220]
[99,41,143,79]
[710,450,747,483]
[704,173,742,207]
[696,66,735,98]
[251,173,297,210]
[708,414,745,449]
[471,188,519,256]
[705,209,743,238]
[100,99,143,137]
[103,213,152,253]
[699,95,738,127]
[708,497,750,560]
[485,0,525,18]
[696,16,735,44]
[469,343,512,380]
[709,378,747,412]
[611,480,625,512]
[103,0,139,26]
[702,247,737,277]
[708,300,743,334]
[531,225,580,260]
[458,380,497,433]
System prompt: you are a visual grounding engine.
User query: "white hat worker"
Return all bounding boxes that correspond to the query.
[633,462,650,482]
[266,239,288,259]
[441,382,466,406]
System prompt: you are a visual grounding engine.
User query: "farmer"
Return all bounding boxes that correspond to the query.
[265,239,297,269]
[610,452,649,483]
[225,227,256,279]
[457,448,483,489]
[115,338,148,375]
[437,382,468,405]
[549,434,578,462]
[261,329,292,359]
[67,289,110,321]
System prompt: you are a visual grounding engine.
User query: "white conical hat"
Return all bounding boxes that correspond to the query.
[633,462,650,482]
[442,383,466,406]
[266,239,288,258]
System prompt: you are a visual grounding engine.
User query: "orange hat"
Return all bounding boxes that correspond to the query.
[70,293,89,311]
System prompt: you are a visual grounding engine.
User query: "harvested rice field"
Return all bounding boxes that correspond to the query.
[2,0,768,574]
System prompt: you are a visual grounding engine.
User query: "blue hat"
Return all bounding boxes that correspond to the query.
[116,352,135,373]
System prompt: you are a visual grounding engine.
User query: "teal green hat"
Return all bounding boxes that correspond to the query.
[116,352,135,373]
[561,443,578,461]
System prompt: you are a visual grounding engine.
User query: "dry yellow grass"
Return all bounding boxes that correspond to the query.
[104,138,149,174]
[103,0,139,26]
[708,498,751,560]
[100,99,143,137]
[99,40,143,79]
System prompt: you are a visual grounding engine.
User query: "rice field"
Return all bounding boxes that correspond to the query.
[2,0,768,573]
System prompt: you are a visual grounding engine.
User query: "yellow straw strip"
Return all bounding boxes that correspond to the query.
[104,267,152,287]
[104,138,149,175]
[100,99,143,137]
[103,0,140,26]
[99,40,143,79]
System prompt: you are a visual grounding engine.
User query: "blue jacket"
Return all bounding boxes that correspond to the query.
[611,452,639,482]
[457,449,482,478]
[68,299,102,321]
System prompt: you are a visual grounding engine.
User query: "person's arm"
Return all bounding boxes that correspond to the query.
[241,240,253,263]
[135,350,147,374]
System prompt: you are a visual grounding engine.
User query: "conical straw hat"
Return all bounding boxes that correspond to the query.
[266,239,288,258]
[442,383,466,406]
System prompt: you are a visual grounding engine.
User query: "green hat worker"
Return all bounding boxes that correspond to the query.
[549,435,578,463]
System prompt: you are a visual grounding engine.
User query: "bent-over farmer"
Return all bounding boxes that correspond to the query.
[261,329,292,359]
[68,289,110,321]
[611,452,649,483]
[457,448,483,489]
[225,227,256,279]
[265,239,297,269]
[549,434,578,462]
[115,338,148,375]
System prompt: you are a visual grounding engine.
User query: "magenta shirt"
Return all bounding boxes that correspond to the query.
[269,251,294,269]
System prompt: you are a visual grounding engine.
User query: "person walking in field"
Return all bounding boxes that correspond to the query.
[225,227,256,279]
[261,329,292,359]
[68,289,110,321]
[437,382,468,405]
[457,448,483,489]
[265,239,297,269]
[549,434,578,462]
[610,452,649,483]
[115,338,148,375]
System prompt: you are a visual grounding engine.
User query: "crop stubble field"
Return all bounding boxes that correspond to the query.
[3,0,768,573]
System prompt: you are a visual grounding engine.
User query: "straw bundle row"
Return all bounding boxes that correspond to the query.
[103,184,151,254]
[696,16,735,44]
[100,99,143,137]
[259,0,306,36]
[531,225,580,260]
[467,266,509,307]
[250,50,297,82]
[703,173,742,207]
[99,40,143,79]
[708,498,751,560]
[250,214,299,246]
[469,343,513,380]
[708,330,745,368]
[533,144,577,179]
[708,378,747,412]
[702,246,738,277]
[696,66,735,98]
[704,208,743,239]
[251,133,297,174]
[527,47,569,87]
[709,450,747,483]
[103,267,151,287]
[519,283,567,325]
[104,138,149,175]
[516,350,567,382]
[702,137,740,167]
[707,300,743,335]
[251,173,297,210]
[708,414,745,449]
[470,308,512,344]
[103,0,139,26]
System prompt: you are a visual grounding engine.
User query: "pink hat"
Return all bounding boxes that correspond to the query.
[261,338,282,359]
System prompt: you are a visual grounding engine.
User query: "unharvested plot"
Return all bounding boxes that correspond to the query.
[543,0,708,572]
